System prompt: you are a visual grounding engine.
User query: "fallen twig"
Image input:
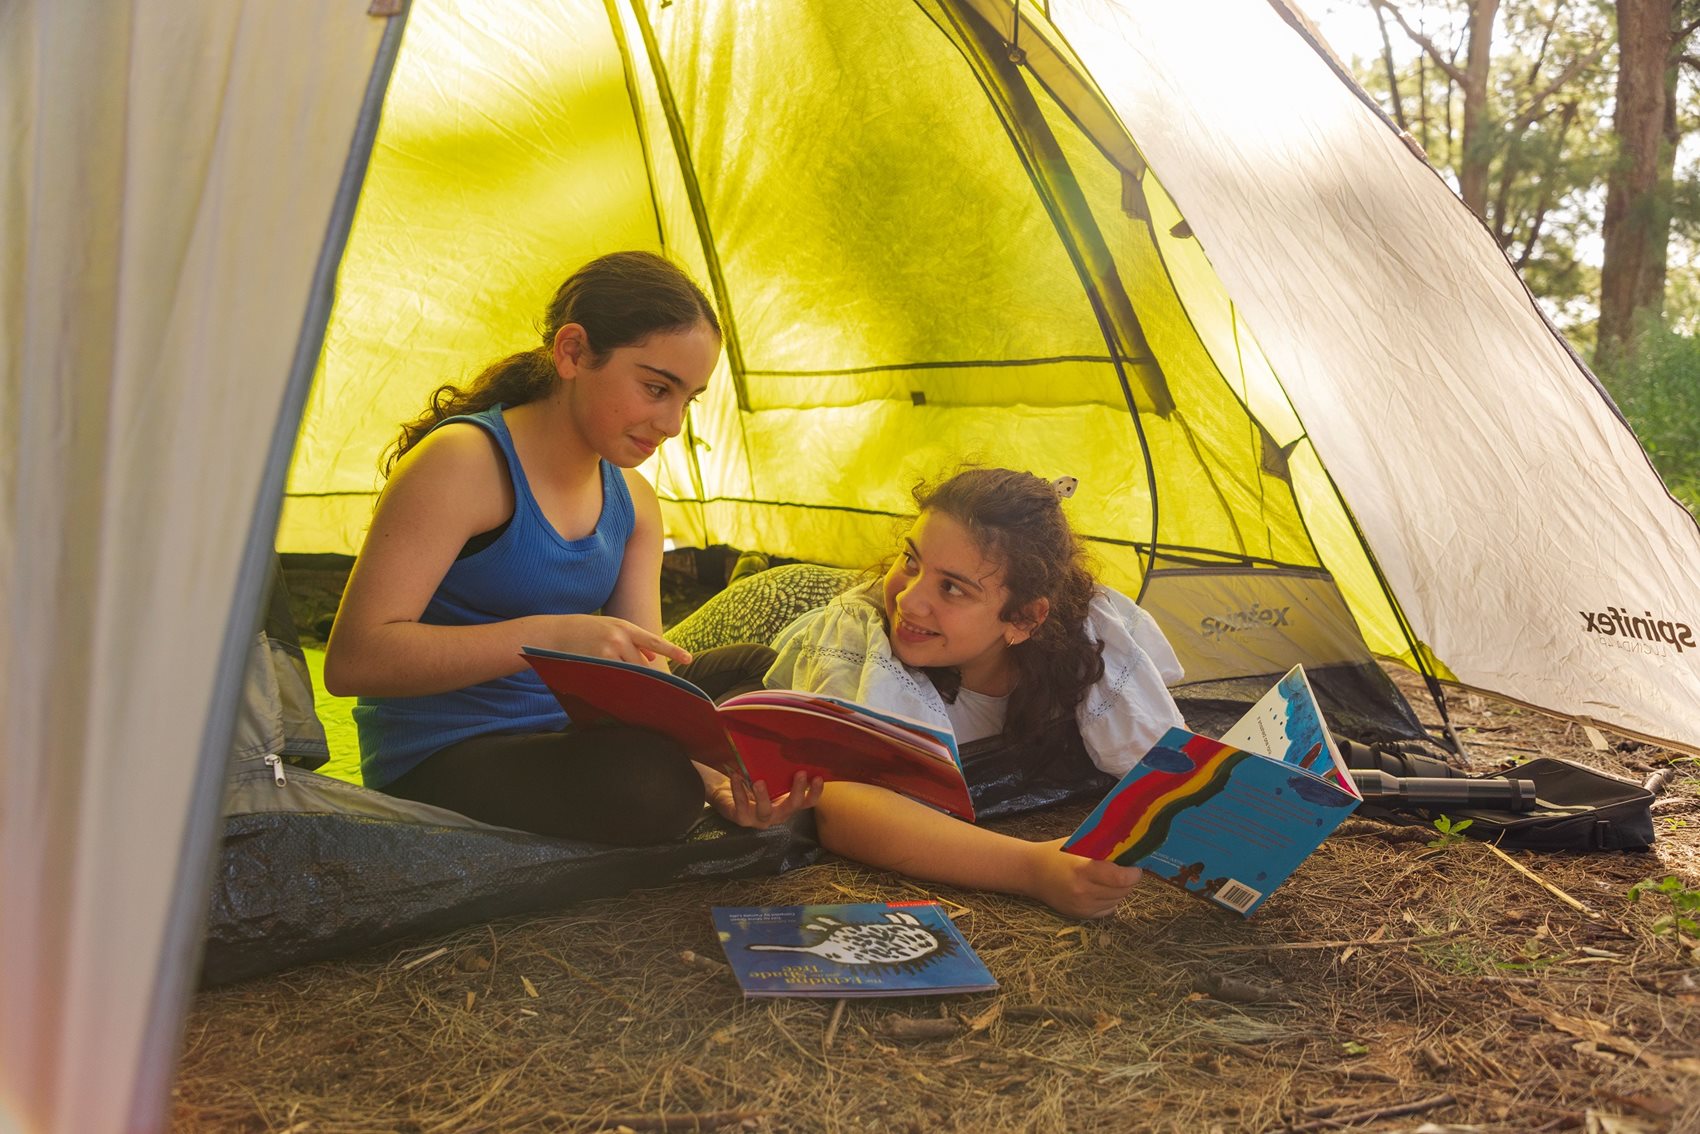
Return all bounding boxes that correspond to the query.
[1460,736,1541,752]
[880,1016,963,1041]
[591,1110,768,1131]
[398,946,447,972]
[1191,973,1288,1004]
[822,997,847,1052]
[1279,1092,1454,1132]
[1482,843,1596,917]
[1200,930,1461,954]
[1003,1005,1103,1026]
[678,950,734,982]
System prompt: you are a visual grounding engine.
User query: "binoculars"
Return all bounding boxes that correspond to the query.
[1335,737,1538,812]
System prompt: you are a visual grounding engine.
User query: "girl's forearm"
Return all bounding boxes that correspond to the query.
[813,782,1041,899]
[323,615,552,698]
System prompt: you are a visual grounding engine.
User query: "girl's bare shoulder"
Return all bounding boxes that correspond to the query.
[618,465,660,507]
[381,420,512,532]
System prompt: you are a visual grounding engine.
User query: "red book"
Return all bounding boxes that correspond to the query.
[521,647,974,820]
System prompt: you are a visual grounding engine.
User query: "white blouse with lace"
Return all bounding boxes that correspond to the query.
[763,582,1186,776]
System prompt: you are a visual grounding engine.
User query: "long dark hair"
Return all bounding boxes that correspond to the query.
[383,251,720,474]
[912,467,1105,743]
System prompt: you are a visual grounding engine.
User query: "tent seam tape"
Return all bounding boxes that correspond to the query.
[927,0,1162,597]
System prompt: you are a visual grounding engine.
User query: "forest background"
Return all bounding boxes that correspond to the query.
[1311,0,1700,514]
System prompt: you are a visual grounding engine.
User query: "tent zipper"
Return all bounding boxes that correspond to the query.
[263,754,287,787]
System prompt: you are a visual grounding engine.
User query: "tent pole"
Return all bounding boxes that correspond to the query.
[932,0,1166,593]
[600,0,667,255]
[602,0,713,539]
[935,0,1172,418]
[624,1,750,418]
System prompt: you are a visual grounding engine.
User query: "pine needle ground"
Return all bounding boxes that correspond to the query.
[179,568,1700,1131]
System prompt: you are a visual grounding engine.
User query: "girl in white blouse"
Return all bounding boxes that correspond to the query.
[765,467,1187,918]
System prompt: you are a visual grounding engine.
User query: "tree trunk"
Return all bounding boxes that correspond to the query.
[1596,0,1680,369]
[1375,4,1408,130]
[1457,0,1502,216]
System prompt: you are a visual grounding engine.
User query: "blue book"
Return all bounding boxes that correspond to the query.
[1063,664,1361,916]
[711,902,998,998]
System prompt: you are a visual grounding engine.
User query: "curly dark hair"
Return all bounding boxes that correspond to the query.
[911,467,1104,743]
[383,251,720,474]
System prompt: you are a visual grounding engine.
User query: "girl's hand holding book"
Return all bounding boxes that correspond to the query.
[698,764,824,829]
[1027,838,1144,919]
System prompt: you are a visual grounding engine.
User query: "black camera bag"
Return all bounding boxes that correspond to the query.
[1353,756,1655,852]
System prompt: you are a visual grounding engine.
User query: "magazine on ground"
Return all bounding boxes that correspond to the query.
[710,902,997,998]
[522,647,974,819]
[1063,664,1361,916]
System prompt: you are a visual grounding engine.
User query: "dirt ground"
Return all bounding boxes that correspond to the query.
[173,562,1700,1133]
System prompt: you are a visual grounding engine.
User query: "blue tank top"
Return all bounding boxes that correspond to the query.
[355,404,636,787]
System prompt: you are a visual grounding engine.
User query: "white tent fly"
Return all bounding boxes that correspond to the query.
[5,1,1699,1131]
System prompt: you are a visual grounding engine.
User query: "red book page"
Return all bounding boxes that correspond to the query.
[721,705,975,820]
[724,690,958,761]
[524,651,738,774]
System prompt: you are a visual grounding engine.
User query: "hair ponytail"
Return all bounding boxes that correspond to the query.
[384,350,557,475]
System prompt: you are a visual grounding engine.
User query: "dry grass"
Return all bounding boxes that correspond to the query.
[172,666,1700,1133]
[195,565,1699,1130]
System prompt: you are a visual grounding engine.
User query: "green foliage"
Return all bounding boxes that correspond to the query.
[1494,938,1557,972]
[1626,875,1700,942]
[1348,0,1616,325]
[1599,323,1700,517]
[1427,814,1474,849]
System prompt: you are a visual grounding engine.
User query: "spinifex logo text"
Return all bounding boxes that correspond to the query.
[1580,606,1695,653]
[1200,602,1291,641]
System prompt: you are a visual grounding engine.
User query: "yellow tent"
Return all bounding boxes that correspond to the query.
[7,2,1700,1131]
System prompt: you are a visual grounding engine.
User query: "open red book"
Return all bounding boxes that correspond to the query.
[521,647,974,820]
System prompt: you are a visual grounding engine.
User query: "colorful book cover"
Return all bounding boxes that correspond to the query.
[1217,664,1348,784]
[710,902,997,998]
[1063,665,1361,916]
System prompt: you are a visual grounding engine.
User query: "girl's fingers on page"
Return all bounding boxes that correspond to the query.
[639,629,692,666]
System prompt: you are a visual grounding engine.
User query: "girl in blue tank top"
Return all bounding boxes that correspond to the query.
[322,252,821,843]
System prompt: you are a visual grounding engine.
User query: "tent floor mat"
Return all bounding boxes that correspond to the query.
[202,807,822,986]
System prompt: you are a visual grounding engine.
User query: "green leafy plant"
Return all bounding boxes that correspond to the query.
[1600,324,1700,518]
[1493,939,1556,973]
[1427,814,1474,850]
[1627,876,1700,943]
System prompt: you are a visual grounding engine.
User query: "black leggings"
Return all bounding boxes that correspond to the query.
[384,645,775,845]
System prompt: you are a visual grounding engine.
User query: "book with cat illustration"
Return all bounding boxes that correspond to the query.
[710,902,997,997]
[521,647,974,819]
[1063,664,1362,916]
